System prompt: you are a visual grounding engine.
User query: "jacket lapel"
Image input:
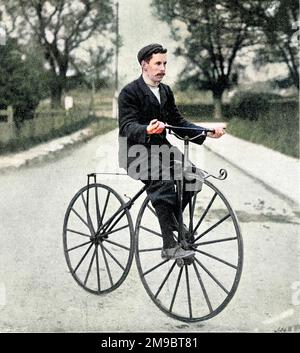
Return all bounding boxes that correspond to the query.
[159,84,168,109]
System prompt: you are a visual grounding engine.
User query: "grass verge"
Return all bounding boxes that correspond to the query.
[227,112,299,158]
[0,116,117,155]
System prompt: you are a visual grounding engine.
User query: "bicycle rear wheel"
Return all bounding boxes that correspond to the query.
[135,179,243,322]
[63,183,134,295]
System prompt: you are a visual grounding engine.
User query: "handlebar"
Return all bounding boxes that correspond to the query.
[164,124,226,142]
[165,124,215,134]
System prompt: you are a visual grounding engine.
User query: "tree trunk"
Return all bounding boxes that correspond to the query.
[212,91,223,120]
[50,85,63,109]
[50,72,66,109]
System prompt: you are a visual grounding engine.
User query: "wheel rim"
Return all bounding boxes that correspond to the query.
[135,179,243,322]
[63,183,134,295]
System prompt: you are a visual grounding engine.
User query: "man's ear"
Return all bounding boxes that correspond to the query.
[141,60,147,70]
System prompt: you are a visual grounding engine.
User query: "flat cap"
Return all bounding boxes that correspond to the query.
[137,43,167,64]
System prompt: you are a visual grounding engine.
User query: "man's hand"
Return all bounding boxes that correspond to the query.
[207,127,226,138]
[147,119,165,134]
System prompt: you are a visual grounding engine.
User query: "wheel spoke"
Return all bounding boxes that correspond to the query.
[169,267,183,312]
[100,191,111,226]
[185,265,193,319]
[102,224,129,238]
[195,249,238,269]
[194,257,229,294]
[74,243,94,273]
[140,225,162,238]
[95,244,101,292]
[154,261,177,298]
[192,262,213,313]
[84,247,97,286]
[94,186,102,227]
[143,259,169,276]
[146,204,157,217]
[193,192,218,235]
[67,240,92,252]
[104,239,131,251]
[194,236,237,247]
[71,207,91,231]
[193,213,231,243]
[81,194,96,235]
[139,247,162,253]
[102,245,125,271]
[67,228,91,238]
[99,242,114,287]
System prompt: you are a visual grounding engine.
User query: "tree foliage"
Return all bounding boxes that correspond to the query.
[0,37,48,124]
[237,0,299,90]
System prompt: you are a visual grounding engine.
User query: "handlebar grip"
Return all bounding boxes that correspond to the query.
[206,127,226,134]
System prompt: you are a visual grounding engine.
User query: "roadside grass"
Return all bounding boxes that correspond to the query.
[174,89,214,104]
[0,116,117,155]
[90,117,117,136]
[227,110,299,159]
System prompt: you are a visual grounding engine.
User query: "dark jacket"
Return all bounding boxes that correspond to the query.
[118,75,206,170]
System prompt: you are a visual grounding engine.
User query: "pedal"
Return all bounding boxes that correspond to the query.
[176,258,184,268]
[184,255,195,266]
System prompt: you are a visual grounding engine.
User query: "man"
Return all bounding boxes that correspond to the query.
[118,43,225,259]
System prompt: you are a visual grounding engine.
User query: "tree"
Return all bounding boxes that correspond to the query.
[151,0,254,119]
[0,37,48,124]
[236,0,299,90]
[88,46,114,90]
[3,0,115,107]
[72,46,114,90]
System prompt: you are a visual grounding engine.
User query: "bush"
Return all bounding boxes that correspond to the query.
[230,91,281,121]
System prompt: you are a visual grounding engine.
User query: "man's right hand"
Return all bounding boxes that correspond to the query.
[146,119,165,134]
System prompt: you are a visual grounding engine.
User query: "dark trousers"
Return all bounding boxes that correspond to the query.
[140,148,202,209]
[139,153,203,249]
[128,149,203,248]
[141,167,202,214]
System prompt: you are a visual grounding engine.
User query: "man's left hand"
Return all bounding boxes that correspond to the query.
[207,127,225,138]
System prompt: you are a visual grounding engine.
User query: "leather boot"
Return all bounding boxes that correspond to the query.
[153,203,177,249]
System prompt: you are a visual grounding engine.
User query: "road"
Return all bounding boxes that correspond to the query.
[0,129,299,332]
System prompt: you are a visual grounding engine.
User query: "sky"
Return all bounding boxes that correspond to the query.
[117,0,185,86]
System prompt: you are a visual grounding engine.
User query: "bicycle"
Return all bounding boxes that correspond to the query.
[63,125,243,322]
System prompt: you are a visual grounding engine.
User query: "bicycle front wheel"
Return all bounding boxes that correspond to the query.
[63,183,134,295]
[135,179,243,322]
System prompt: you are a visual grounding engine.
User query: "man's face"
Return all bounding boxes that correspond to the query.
[142,53,167,84]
